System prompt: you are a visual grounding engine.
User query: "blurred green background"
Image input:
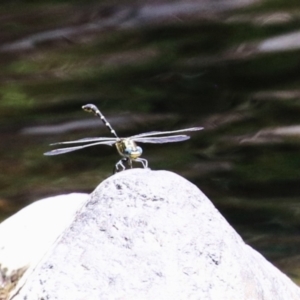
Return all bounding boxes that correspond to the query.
[1,0,300,284]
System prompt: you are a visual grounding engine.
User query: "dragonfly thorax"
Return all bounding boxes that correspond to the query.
[115,139,143,159]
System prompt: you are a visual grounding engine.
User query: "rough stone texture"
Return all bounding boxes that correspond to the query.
[10,169,300,300]
[0,193,88,300]
[0,193,88,272]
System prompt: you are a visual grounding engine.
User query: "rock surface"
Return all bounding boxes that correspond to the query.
[5,169,300,299]
[0,193,88,300]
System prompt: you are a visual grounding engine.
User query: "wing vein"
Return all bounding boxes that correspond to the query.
[44,140,115,156]
[131,127,203,138]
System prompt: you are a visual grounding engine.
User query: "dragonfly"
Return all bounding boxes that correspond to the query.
[44,104,203,173]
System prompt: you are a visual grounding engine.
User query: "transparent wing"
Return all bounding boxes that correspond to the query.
[51,137,117,146]
[44,140,115,156]
[133,135,190,144]
[131,127,203,138]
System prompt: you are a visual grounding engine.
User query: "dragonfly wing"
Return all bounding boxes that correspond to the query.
[51,137,117,146]
[44,140,115,156]
[131,127,203,138]
[133,135,190,144]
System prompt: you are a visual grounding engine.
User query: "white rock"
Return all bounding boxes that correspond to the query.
[3,170,300,300]
[0,193,88,273]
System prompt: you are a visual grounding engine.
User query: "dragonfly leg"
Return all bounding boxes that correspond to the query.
[127,159,133,169]
[134,158,148,169]
[114,158,127,174]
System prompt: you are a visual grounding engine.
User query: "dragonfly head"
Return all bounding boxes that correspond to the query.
[116,139,143,159]
[124,146,143,159]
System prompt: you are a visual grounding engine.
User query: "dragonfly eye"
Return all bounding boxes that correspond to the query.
[124,148,132,155]
[123,146,142,157]
[136,146,142,155]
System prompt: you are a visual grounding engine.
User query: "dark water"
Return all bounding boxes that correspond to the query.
[1,0,300,283]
